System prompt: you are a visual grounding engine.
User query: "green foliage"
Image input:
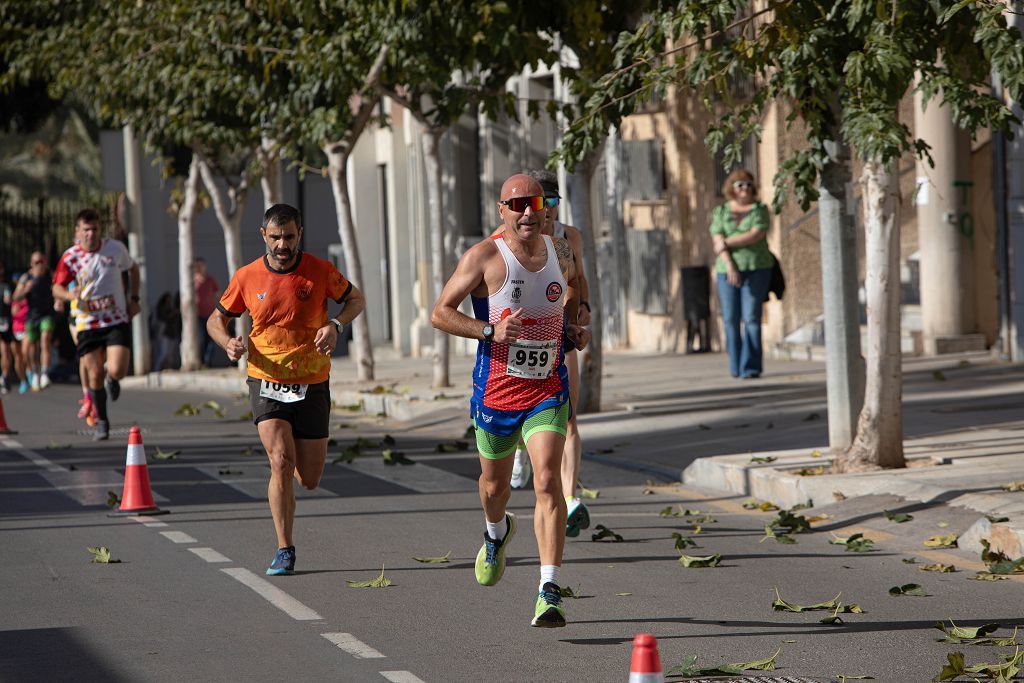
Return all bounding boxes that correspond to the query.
[557,0,1024,213]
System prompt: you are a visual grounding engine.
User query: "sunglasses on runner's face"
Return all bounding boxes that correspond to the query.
[733,181,754,190]
[500,196,544,213]
[543,196,560,208]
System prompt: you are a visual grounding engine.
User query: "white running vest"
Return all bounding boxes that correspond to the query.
[472,235,567,411]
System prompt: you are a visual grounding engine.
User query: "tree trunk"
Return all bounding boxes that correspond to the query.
[818,129,865,450]
[567,152,603,413]
[258,136,283,209]
[325,144,375,381]
[196,158,245,278]
[422,127,450,388]
[837,158,904,471]
[177,156,202,371]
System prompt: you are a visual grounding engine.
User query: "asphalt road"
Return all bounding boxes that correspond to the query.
[2,381,1022,682]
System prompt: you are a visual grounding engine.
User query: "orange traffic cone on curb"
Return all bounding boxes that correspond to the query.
[629,633,663,683]
[0,397,16,435]
[108,426,168,517]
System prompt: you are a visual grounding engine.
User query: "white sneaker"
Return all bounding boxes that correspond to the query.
[510,448,531,489]
[31,373,41,392]
[39,373,51,389]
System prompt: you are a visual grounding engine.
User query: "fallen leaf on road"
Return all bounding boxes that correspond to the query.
[829,533,875,552]
[772,589,860,613]
[174,403,200,416]
[749,456,777,464]
[971,572,1009,581]
[46,441,71,450]
[691,524,703,535]
[332,446,360,464]
[796,466,825,476]
[986,558,1024,575]
[667,648,778,677]
[152,448,180,461]
[933,649,1024,681]
[106,491,120,508]
[659,506,683,517]
[591,524,624,542]
[679,554,722,568]
[238,410,253,421]
[937,521,950,528]
[820,602,846,625]
[933,621,999,643]
[833,491,847,501]
[902,558,918,564]
[218,468,243,476]
[981,539,1011,564]
[382,449,414,466]
[88,546,120,564]
[615,592,632,596]
[412,551,451,564]
[986,515,1010,523]
[883,510,913,523]
[240,446,257,456]
[346,564,393,588]
[932,370,946,381]
[811,450,823,458]
[770,510,811,534]
[835,676,874,681]
[558,585,583,599]
[672,532,698,550]
[1002,481,1024,492]
[802,412,820,422]
[923,534,958,548]
[202,400,221,411]
[698,423,711,430]
[579,486,600,499]
[888,583,927,597]
[921,564,957,573]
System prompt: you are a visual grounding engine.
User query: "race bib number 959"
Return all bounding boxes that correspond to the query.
[506,338,558,379]
[259,380,308,403]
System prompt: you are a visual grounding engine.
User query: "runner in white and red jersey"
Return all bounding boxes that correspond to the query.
[52,209,140,440]
[433,173,589,629]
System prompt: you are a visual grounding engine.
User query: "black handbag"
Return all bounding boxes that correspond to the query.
[766,252,785,302]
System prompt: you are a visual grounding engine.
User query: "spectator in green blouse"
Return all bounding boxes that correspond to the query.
[710,168,773,379]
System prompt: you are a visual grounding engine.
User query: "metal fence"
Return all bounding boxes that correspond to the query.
[0,198,81,273]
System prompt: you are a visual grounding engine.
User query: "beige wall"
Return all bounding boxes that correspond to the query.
[617,85,999,354]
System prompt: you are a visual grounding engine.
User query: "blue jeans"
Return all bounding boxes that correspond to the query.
[716,268,772,378]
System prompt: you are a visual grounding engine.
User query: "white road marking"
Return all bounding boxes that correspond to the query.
[379,672,427,683]
[221,568,322,621]
[338,459,477,493]
[321,632,386,659]
[1,437,65,472]
[188,547,232,563]
[160,531,197,544]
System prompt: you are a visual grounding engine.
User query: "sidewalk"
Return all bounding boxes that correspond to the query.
[122,347,1024,558]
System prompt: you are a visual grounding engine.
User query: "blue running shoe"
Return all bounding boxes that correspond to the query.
[266,546,296,575]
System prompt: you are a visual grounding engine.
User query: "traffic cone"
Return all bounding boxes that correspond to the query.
[0,397,16,435]
[109,426,168,516]
[629,633,663,683]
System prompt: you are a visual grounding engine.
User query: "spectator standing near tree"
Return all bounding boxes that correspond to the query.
[710,168,773,380]
[194,257,219,367]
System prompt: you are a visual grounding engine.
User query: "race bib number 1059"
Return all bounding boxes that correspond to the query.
[506,338,558,379]
[259,380,308,403]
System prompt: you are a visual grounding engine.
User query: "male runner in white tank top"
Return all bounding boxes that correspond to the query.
[433,174,589,628]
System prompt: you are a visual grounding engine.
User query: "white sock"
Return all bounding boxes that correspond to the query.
[513,448,525,467]
[485,516,507,541]
[540,565,560,592]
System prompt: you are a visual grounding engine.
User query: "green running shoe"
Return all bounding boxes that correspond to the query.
[475,512,517,586]
[565,498,590,538]
[531,582,567,628]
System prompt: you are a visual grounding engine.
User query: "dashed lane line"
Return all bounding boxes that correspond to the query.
[160,530,198,544]
[220,567,324,621]
[321,632,386,659]
[188,547,232,563]
[379,672,427,683]
[1,436,66,472]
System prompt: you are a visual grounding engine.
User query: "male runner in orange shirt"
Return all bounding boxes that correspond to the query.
[207,204,365,575]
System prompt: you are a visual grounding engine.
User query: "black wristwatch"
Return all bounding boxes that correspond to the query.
[482,323,495,341]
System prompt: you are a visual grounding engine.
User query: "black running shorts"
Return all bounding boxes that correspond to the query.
[77,322,132,356]
[246,378,331,440]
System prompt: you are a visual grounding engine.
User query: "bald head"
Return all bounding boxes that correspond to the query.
[500,174,542,201]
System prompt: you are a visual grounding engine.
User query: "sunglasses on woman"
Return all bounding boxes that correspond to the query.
[499,196,545,213]
[733,181,754,190]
